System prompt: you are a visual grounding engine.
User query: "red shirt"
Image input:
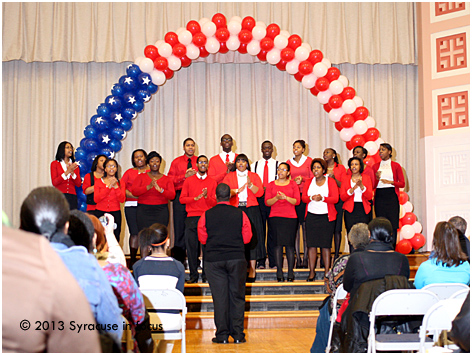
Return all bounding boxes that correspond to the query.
[179,174,217,217]
[286,157,314,193]
[197,202,252,245]
[168,155,198,191]
[50,160,81,195]
[121,168,150,203]
[347,165,375,196]
[327,163,347,191]
[264,180,300,218]
[222,171,264,207]
[94,178,126,212]
[82,173,97,211]
[130,174,176,205]
[372,161,405,200]
[340,174,373,214]
[302,177,339,221]
[208,154,235,184]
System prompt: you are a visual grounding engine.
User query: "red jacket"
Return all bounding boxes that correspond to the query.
[347,164,376,196]
[130,174,176,205]
[328,163,347,191]
[50,160,81,195]
[223,171,264,207]
[168,155,198,191]
[179,175,217,217]
[340,174,373,214]
[302,177,339,221]
[208,154,236,184]
[94,178,126,212]
[372,161,405,200]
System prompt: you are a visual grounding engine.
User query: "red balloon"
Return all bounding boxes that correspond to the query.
[172,43,187,57]
[241,16,256,31]
[308,50,323,64]
[363,156,375,168]
[325,67,340,82]
[153,56,168,71]
[350,135,365,147]
[276,60,287,71]
[315,77,330,92]
[238,29,253,44]
[363,127,380,142]
[371,153,381,164]
[298,61,313,75]
[329,95,343,109]
[164,32,179,47]
[346,141,354,150]
[401,212,416,226]
[238,43,248,54]
[288,34,302,50]
[257,49,268,61]
[410,233,426,250]
[395,239,412,254]
[144,45,159,61]
[186,20,201,35]
[199,46,209,58]
[260,37,274,51]
[219,41,229,54]
[294,72,304,82]
[180,55,192,68]
[340,114,355,128]
[192,32,207,47]
[215,27,230,42]
[323,103,332,113]
[310,86,320,96]
[280,47,295,61]
[352,106,369,121]
[265,23,281,39]
[212,13,227,29]
[340,87,356,100]
[399,191,409,205]
[335,121,343,131]
[163,68,174,80]
[398,221,403,230]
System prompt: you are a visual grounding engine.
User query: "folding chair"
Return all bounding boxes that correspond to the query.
[367,289,439,353]
[422,283,469,300]
[448,288,469,301]
[140,288,187,353]
[418,299,464,353]
[325,284,348,353]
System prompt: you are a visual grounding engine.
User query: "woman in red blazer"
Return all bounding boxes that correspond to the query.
[340,157,373,251]
[223,153,264,282]
[372,143,405,247]
[302,158,339,281]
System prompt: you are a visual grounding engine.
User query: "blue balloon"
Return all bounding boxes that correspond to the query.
[76,159,90,174]
[119,118,133,131]
[111,83,125,97]
[78,201,87,212]
[84,138,98,152]
[97,133,112,146]
[80,138,88,151]
[105,95,123,111]
[100,147,114,158]
[138,73,152,88]
[136,89,151,101]
[76,187,86,202]
[86,152,98,166]
[97,104,110,117]
[147,83,158,95]
[132,100,144,112]
[109,139,122,152]
[111,127,126,141]
[123,93,137,107]
[122,107,136,120]
[127,64,142,78]
[84,125,98,139]
[119,75,137,91]
[90,115,110,131]
[75,147,87,161]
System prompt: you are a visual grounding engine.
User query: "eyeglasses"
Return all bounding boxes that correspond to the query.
[221,138,232,142]
[107,165,117,168]
[277,168,288,172]
[197,161,208,165]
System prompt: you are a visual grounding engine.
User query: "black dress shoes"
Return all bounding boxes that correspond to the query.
[212,337,228,344]
[186,277,198,284]
[201,277,207,283]
[246,276,256,283]
[306,277,314,282]
[277,277,284,282]
[234,338,246,344]
[287,277,294,282]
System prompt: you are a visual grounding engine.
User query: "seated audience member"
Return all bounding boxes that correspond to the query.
[414,221,470,289]
[448,291,470,353]
[310,223,370,353]
[19,187,123,345]
[448,216,470,262]
[2,226,101,352]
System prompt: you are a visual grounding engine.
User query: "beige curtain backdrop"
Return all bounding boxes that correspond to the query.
[3,2,416,65]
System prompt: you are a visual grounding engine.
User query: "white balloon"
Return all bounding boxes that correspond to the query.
[403,201,413,213]
[286,59,300,74]
[400,205,406,219]
[134,56,144,66]
[364,141,379,156]
[205,37,220,54]
[301,42,312,52]
[353,96,364,107]
[175,27,185,35]
[158,43,172,58]
[375,138,385,146]
[226,35,240,51]
[186,43,200,59]
[317,90,332,104]
[228,20,242,35]
[302,74,317,89]
[353,120,368,135]
[255,21,266,28]
[139,57,154,73]
[247,40,261,56]
[321,57,331,68]
[401,225,415,239]
[364,116,376,128]
[154,40,164,49]
[342,99,357,114]
[413,221,423,234]
[274,35,289,49]
[280,30,290,38]
[328,108,345,122]
[198,17,210,27]
[338,75,349,87]
[167,55,181,71]
[150,69,166,86]
[295,46,310,61]
[252,25,266,40]
[266,48,281,65]
[202,21,217,37]
[313,62,328,77]
[339,128,356,142]
[230,16,242,23]
[329,80,344,95]
[178,30,193,46]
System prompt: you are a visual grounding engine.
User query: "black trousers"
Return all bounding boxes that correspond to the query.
[204,259,247,341]
[257,195,276,267]
[172,190,187,251]
[185,216,204,280]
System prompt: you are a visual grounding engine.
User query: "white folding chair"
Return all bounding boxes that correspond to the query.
[448,288,469,301]
[325,284,348,353]
[367,289,439,353]
[140,288,187,353]
[422,283,469,300]
[418,299,464,353]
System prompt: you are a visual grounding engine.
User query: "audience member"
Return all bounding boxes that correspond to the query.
[448,216,470,262]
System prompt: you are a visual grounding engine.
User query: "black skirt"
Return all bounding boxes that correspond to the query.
[344,202,371,234]
[63,193,78,210]
[334,199,344,232]
[137,203,169,232]
[305,212,335,248]
[294,192,306,224]
[239,205,263,261]
[374,188,399,230]
[269,217,298,247]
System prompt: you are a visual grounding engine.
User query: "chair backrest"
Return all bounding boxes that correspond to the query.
[370,289,440,317]
[422,283,469,300]
[334,284,348,303]
[448,288,469,301]
[140,288,187,314]
[326,284,348,353]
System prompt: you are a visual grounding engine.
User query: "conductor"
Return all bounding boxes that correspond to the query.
[198,183,252,344]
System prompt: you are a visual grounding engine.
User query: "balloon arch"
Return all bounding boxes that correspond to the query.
[74,13,424,253]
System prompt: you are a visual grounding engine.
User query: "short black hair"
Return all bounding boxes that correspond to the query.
[380,143,393,158]
[348,156,365,174]
[55,141,75,162]
[131,149,147,167]
[353,145,368,158]
[197,155,208,163]
[183,138,195,146]
[216,183,230,202]
[220,134,233,142]
[311,158,328,174]
[146,151,162,165]
[103,158,120,179]
[368,217,393,244]
[293,140,306,149]
[278,162,290,171]
[261,140,273,148]
[68,210,95,252]
[235,154,251,171]
[91,154,108,172]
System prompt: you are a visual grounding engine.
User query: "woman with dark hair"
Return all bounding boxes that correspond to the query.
[372,143,405,247]
[302,158,339,281]
[19,186,123,345]
[122,149,149,266]
[131,151,176,232]
[340,157,373,252]
[287,140,313,269]
[50,141,81,210]
[323,148,346,261]
[94,158,126,242]
[223,153,264,282]
[82,154,107,217]
[265,162,300,282]
[414,222,470,289]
